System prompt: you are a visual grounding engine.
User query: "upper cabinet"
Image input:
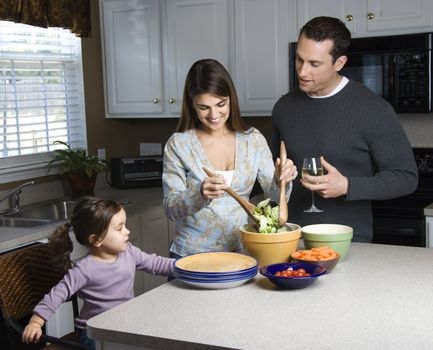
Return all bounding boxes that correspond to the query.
[297,0,361,35]
[364,0,433,34]
[101,0,433,118]
[298,0,433,38]
[164,0,230,115]
[233,0,297,115]
[100,0,230,118]
[100,0,163,116]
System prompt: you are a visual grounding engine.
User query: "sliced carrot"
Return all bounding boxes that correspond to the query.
[292,247,339,261]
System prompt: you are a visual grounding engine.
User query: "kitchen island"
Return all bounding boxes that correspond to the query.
[87,243,433,350]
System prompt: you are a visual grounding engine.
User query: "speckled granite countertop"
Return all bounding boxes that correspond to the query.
[87,243,433,350]
[0,186,164,253]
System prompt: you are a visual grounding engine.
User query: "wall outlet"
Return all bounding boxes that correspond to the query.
[97,148,106,161]
[140,143,162,156]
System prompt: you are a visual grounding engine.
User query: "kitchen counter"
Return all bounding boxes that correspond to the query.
[424,202,433,216]
[0,186,164,253]
[87,243,433,350]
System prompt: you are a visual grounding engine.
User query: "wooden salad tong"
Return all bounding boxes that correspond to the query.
[202,167,259,225]
[278,141,289,226]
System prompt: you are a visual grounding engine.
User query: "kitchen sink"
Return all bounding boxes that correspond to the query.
[0,199,75,228]
[6,200,75,221]
[0,216,53,228]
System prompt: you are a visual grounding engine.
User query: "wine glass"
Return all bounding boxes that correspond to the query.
[302,157,324,213]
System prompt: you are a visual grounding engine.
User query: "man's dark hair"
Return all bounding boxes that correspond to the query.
[299,16,351,63]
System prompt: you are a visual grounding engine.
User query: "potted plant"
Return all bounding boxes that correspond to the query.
[48,140,107,198]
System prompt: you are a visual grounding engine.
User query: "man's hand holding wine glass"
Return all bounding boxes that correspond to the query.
[301,156,348,198]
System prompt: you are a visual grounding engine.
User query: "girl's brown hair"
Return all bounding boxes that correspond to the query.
[49,197,122,267]
[176,58,247,133]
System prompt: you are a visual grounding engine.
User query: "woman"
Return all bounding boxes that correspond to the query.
[163,59,297,258]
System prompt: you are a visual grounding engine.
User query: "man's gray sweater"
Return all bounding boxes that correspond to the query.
[271,79,418,242]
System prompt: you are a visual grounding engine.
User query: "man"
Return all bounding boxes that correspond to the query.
[271,16,418,242]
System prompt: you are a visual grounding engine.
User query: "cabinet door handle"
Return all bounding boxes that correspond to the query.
[152,97,160,104]
[169,98,176,104]
[367,12,375,20]
[346,14,353,22]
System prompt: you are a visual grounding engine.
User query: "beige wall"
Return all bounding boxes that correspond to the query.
[82,0,272,160]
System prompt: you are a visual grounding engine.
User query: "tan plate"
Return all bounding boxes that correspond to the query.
[175,252,257,273]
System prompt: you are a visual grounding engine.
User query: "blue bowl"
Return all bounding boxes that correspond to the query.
[259,262,325,289]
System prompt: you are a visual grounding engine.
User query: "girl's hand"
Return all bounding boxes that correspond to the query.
[22,315,44,344]
[275,157,297,186]
[200,173,228,200]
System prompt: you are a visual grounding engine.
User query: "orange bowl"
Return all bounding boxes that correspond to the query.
[290,251,340,273]
[239,223,301,267]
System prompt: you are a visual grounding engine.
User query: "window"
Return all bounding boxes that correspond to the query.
[0,20,86,183]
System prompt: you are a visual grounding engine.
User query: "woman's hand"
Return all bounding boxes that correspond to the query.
[22,315,45,344]
[275,157,297,187]
[200,173,228,200]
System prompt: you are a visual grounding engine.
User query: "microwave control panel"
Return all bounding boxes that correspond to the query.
[396,52,431,112]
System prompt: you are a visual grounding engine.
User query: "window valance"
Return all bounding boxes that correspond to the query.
[0,0,91,37]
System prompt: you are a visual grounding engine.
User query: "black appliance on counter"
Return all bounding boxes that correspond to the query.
[110,156,162,189]
[372,148,433,247]
[289,32,432,112]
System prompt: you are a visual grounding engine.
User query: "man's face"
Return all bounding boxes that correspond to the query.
[295,34,347,96]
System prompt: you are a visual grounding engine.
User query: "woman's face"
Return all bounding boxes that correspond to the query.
[193,93,230,132]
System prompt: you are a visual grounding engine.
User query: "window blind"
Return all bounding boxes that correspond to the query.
[0,20,86,158]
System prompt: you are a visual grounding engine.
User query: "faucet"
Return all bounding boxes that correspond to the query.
[0,180,35,214]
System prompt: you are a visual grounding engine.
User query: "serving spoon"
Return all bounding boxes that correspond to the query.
[202,167,259,225]
[278,141,288,226]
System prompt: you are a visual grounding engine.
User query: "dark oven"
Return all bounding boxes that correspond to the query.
[372,148,433,247]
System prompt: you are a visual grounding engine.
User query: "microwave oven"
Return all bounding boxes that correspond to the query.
[289,32,432,112]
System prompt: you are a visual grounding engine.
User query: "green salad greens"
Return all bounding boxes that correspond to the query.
[252,198,287,233]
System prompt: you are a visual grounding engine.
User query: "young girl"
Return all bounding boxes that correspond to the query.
[22,196,175,349]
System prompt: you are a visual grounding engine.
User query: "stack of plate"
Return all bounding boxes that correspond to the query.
[174,252,258,289]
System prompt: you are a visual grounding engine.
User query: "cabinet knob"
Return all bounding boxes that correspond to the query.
[346,14,353,22]
[152,97,160,104]
[169,97,176,104]
[367,12,375,20]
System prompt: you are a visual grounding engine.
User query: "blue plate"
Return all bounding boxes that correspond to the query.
[174,269,257,282]
[175,251,257,276]
[176,272,257,289]
[259,262,325,289]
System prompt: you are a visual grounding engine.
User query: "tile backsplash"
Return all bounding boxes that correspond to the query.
[399,113,433,148]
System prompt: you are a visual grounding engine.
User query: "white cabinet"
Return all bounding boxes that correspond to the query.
[164,0,230,115]
[100,0,230,118]
[297,0,361,35]
[125,212,145,296]
[364,0,433,34]
[233,0,297,114]
[100,0,163,116]
[297,0,433,37]
[127,204,172,296]
[139,205,170,292]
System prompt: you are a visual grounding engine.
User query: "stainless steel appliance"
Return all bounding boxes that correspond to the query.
[110,156,162,189]
[372,148,433,247]
[289,32,432,112]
